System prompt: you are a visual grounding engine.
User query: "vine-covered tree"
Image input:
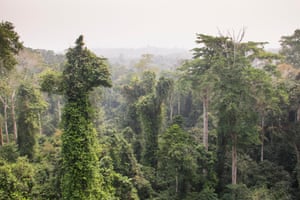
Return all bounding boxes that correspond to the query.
[16,82,46,160]
[61,35,112,199]
[121,71,157,162]
[138,76,173,170]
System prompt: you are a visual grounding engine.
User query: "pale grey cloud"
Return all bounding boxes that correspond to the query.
[1,0,299,51]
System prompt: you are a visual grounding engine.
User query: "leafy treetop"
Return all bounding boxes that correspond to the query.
[0,21,23,72]
[63,35,112,100]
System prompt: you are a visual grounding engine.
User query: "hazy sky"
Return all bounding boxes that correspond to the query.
[1,0,299,51]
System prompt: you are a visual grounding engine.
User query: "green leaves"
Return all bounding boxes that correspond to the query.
[39,69,63,94]
[63,36,111,100]
[280,29,300,68]
[17,83,47,160]
[0,157,35,200]
[61,36,113,199]
[0,21,23,73]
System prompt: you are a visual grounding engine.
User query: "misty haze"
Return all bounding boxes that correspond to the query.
[1,0,300,199]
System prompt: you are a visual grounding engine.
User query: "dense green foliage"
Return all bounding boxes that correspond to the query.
[280,29,300,68]
[0,21,23,73]
[16,83,46,160]
[61,36,112,199]
[137,76,173,169]
[2,22,300,199]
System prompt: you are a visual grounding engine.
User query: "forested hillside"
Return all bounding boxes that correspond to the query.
[2,21,300,199]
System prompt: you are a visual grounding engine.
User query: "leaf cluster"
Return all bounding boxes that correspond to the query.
[0,21,23,72]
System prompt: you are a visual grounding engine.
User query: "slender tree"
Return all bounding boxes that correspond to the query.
[0,71,21,143]
[0,115,3,146]
[0,91,9,143]
[0,22,22,143]
[11,89,17,141]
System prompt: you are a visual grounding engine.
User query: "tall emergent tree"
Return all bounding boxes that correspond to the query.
[0,21,23,73]
[216,35,275,185]
[192,32,274,187]
[180,34,221,151]
[280,29,300,68]
[61,36,112,199]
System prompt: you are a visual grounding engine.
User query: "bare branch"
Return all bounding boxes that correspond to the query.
[0,95,5,105]
[11,89,16,102]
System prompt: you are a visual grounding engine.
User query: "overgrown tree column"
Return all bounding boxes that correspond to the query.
[61,36,111,199]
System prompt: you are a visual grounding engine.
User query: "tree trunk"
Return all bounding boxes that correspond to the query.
[38,113,42,135]
[11,91,17,141]
[0,127,3,146]
[297,104,300,122]
[4,104,9,143]
[57,99,61,122]
[177,95,181,115]
[0,96,9,143]
[170,104,173,122]
[231,132,237,185]
[260,116,265,162]
[169,95,174,122]
[203,90,209,151]
[175,167,178,194]
[294,143,300,190]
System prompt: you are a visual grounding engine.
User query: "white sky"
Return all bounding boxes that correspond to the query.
[1,0,300,52]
